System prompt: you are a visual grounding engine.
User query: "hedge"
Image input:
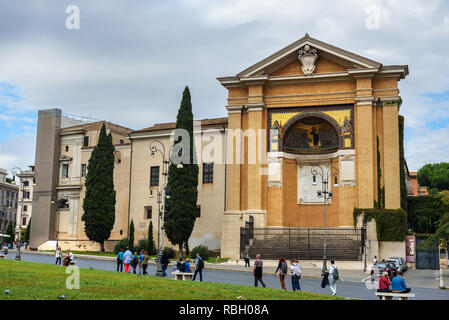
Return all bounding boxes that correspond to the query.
[354,208,407,241]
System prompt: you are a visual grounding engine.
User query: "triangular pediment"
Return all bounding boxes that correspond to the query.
[237,34,382,78]
[59,155,72,162]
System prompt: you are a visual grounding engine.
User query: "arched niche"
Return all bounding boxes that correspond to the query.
[282,113,341,154]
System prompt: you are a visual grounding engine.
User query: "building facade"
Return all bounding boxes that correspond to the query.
[217,34,408,258]
[0,168,19,239]
[30,35,409,259]
[15,165,36,232]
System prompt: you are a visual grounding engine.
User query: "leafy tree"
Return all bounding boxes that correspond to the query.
[24,218,31,242]
[82,123,116,252]
[418,163,449,191]
[147,220,157,255]
[164,86,199,258]
[129,219,135,251]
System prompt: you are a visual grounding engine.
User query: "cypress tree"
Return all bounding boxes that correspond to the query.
[147,220,156,255]
[6,222,14,244]
[24,218,31,242]
[164,86,199,258]
[82,123,116,252]
[129,219,135,251]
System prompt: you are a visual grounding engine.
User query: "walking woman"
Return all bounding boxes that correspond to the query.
[55,247,62,265]
[116,249,124,273]
[274,257,287,291]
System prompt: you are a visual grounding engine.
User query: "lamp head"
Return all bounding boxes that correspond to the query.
[317,190,322,197]
[177,163,183,169]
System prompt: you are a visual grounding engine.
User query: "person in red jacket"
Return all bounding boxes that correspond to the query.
[377,271,391,299]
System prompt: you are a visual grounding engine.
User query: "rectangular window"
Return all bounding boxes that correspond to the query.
[23,181,29,187]
[145,206,152,219]
[83,136,89,147]
[81,164,87,178]
[120,139,124,144]
[23,205,28,212]
[65,145,69,152]
[22,217,27,226]
[203,163,214,183]
[62,164,69,179]
[23,191,30,199]
[197,205,201,218]
[150,166,160,186]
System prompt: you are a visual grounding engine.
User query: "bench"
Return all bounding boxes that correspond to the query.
[172,272,194,281]
[375,292,415,300]
[69,260,77,266]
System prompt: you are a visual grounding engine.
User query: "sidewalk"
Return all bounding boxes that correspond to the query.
[12,249,368,281]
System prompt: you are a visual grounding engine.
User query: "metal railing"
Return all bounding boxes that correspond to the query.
[241,225,365,261]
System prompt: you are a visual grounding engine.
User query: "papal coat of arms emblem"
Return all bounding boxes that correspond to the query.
[298,45,318,75]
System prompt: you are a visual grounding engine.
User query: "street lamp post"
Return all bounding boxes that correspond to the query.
[311,163,339,273]
[11,167,25,261]
[150,141,183,277]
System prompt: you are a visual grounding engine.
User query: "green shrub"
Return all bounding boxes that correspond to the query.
[113,238,129,254]
[190,245,210,260]
[354,208,407,241]
[162,247,176,259]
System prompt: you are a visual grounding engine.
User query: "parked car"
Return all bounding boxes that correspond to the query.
[390,257,407,272]
[387,258,406,272]
[372,262,397,278]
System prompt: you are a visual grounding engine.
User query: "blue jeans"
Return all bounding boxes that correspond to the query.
[55,257,61,265]
[292,275,301,291]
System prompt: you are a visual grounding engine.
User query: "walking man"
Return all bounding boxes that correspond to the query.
[244,254,250,268]
[329,259,339,296]
[253,254,266,288]
[192,253,204,281]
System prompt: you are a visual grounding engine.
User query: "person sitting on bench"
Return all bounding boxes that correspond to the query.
[391,271,411,293]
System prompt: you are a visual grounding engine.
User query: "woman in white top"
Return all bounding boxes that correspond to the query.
[55,247,62,265]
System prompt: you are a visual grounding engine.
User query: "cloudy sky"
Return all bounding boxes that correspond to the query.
[0,0,448,172]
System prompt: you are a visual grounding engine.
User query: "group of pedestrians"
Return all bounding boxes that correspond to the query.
[251,254,340,296]
[173,253,205,281]
[117,248,150,276]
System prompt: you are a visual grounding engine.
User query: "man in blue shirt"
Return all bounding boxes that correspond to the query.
[184,258,192,273]
[391,271,411,293]
[192,253,204,281]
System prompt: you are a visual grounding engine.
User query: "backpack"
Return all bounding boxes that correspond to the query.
[180,262,187,272]
[281,261,288,274]
[333,266,339,280]
[198,258,204,270]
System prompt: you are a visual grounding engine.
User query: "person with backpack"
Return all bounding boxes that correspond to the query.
[290,259,302,291]
[192,253,204,281]
[275,257,288,291]
[142,251,150,275]
[161,252,170,277]
[329,259,339,296]
[244,254,250,268]
[137,250,144,276]
[131,252,139,274]
[174,258,183,272]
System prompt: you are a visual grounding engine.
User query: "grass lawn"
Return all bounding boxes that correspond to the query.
[0,259,343,300]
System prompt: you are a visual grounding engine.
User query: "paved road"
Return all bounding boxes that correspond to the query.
[4,253,449,300]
